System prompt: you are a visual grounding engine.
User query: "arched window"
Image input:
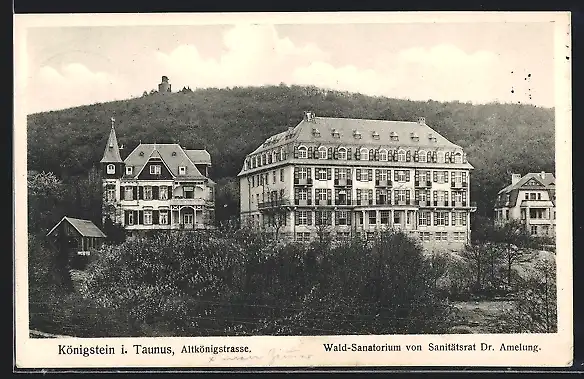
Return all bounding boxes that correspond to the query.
[107,164,115,174]
[379,149,388,161]
[298,145,308,159]
[338,147,347,160]
[418,150,427,163]
[318,146,327,159]
[272,151,277,163]
[360,148,369,161]
[280,147,285,160]
[437,151,445,163]
[397,149,406,162]
[261,154,265,166]
[454,152,463,164]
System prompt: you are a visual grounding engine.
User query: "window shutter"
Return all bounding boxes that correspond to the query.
[308,147,313,158]
[333,148,338,159]
[406,190,410,203]
[356,168,361,181]
[307,189,312,202]
[327,189,332,202]
[294,146,299,158]
[463,153,468,163]
[445,212,449,226]
[367,169,373,181]
[375,169,380,181]
[314,148,320,159]
[168,186,173,199]
[445,152,450,163]
[415,170,420,182]
[328,147,333,159]
[451,191,456,203]
[347,189,352,202]
[394,170,398,181]
[334,169,339,180]
[414,151,419,162]
[120,187,125,200]
[434,212,438,226]
[462,172,467,182]
[307,211,313,226]
[462,213,467,226]
[347,212,352,225]
[369,149,375,160]
[406,150,411,162]
[463,191,467,202]
[133,186,138,200]
[415,190,420,201]
[405,171,410,182]
[294,167,299,179]
[433,171,437,182]
[451,211,456,226]
[368,189,373,202]
[124,211,129,225]
[138,210,144,225]
[376,189,380,203]
[134,210,138,224]
[335,189,339,203]
[295,212,300,225]
[355,149,361,160]
[307,168,312,179]
[139,186,144,200]
[374,149,379,161]
[294,188,299,201]
[347,148,352,160]
[432,151,437,162]
[393,150,398,161]
[427,152,432,162]
[327,211,332,225]
[327,168,332,180]
[153,186,159,200]
[153,210,159,225]
[357,189,362,201]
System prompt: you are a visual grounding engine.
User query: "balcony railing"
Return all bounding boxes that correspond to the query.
[394,200,414,206]
[375,179,392,188]
[316,199,333,206]
[170,197,209,206]
[294,199,312,206]
[414,180,432,188]
[334,178,352,187]
[451,181,468,188]
[432,201,450,207]
[258,199,292,208]
[353,199,375,206]
[294,178,313,186]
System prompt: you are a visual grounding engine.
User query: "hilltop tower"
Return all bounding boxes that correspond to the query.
[158,75,172,93]
[100,117,125,226]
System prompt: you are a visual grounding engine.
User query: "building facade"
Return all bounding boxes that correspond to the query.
[238,112,476,251]
[100,120,215,236]
[494,172,556,237]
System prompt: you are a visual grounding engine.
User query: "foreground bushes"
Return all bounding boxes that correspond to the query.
[78,230,455,336]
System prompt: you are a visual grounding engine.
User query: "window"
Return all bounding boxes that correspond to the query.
[525,193,529,200]
[353,130,362,139]
[435,232,448,241]
[418,190,428,202]
[379,149,388,161]
[251,176,256,187]
[530,208,545,219]
[128,211,134,225]
[337,210,349,225]
[159,210,168,225]
[298,146,308,159]
[256,194,260,203]
[418,211,430,226]
[160,186,168,200]
[317,168,327,180]
[454,153,463,164]
[183,213,193,225]
[144,210,153,225]
[390,132,399,142]
[454,211,466,226]
[336,231,350,240]
[297,188,308,200]
[420,232,431,242]
[280,169,284,182]
[453,232,466,241]
[179,166,186,175]
[280,148,285,161]
[107,164,115,174]
[144,186,153,200]
[316,188,328,201]
[369,211,377,225]
[318,146,327,159]
[106,187,116,202]
[272,171,276,184]
[435,211,447,226]
[530,225,538,235]
[296,232,311,242]
[454,171,462,184]
[396,190,407,202]
[184,186,194,199]
[316,211,330,226]
[124,187,134,201]
[338,169,347,180]
[360,148,369,161]
[394,211,402,224]
[378,169,388,181]
[357,212,364,225]
[126,166,133,175]
[150,165,161,175]
[419,150,427,163]
[294,167,307,181]
[297,211,308,225]
[338,148,347,160]
[537,193,542,200]
[380,210,390,225]
[437,151,445,163]
[397,170,406,182]
[397,149,406,162]
[454,191,463,203]
[530,193,537,200]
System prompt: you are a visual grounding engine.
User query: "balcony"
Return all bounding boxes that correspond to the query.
[334,178,352,187]
[258,199,292,209]
[170,197,208,206]
[520,200,555,208]
[453,201,467,208]
[375,179,392,188]
[415,180,432,188]
[294,178,313,186]
[294,199,312,206]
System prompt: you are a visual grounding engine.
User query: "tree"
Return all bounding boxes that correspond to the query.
[27,171,66,234]
[258,185,290,240]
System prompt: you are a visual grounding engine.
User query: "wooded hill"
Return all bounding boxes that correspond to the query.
[27,84,555,221]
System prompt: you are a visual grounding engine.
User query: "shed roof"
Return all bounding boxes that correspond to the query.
[46,217,107,238]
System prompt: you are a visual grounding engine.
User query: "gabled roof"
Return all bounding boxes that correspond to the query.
[185,149,212,165]
[123,144,208,180]
[249,117,461,155]
[498,172,555,194]
[100,126,123,163]
[47,217,106,238]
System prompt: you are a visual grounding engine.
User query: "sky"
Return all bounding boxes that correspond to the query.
[23,20,557,114]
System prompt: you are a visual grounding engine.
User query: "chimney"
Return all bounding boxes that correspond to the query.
[540,171,546,179]
[511,173,522,185]
[303,111,315,122]
[418,117,426,125]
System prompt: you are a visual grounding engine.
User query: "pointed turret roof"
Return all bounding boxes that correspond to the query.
[100,118,123,163]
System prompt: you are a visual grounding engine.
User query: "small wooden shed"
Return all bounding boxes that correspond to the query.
[46,217,107,269]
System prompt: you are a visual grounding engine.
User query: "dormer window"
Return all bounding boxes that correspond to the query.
[419,150,427,163]
[298,145,308,159]
[390,132,399,142]
[331,128,340,138]
[353,130,362,139]
[139,151,144,156]
[107,164,115,174]
[454,152,463,164]
[372,131,380,140]
[179,166,186,175]
[172,151,177,156]
[318,146,327,159]
[360,148,369,161]
[379,149,388,161]
[126,166,133,175]
[437,151,445,164]
[150,165,161,175]
[280,148,285,160]
[428,133,437,142]
[312,128,321,137]
[397,149,406,162]
[338,147,347,160]
[410,132,419,142]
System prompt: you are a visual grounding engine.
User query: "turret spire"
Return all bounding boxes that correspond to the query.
[100,118,123,163]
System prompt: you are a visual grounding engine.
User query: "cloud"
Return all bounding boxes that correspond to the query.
[28,63,128,113]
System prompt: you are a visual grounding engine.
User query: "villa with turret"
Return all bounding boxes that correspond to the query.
[100,119,215,237]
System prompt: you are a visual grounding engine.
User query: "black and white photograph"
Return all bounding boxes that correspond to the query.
[14,12,572,368]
